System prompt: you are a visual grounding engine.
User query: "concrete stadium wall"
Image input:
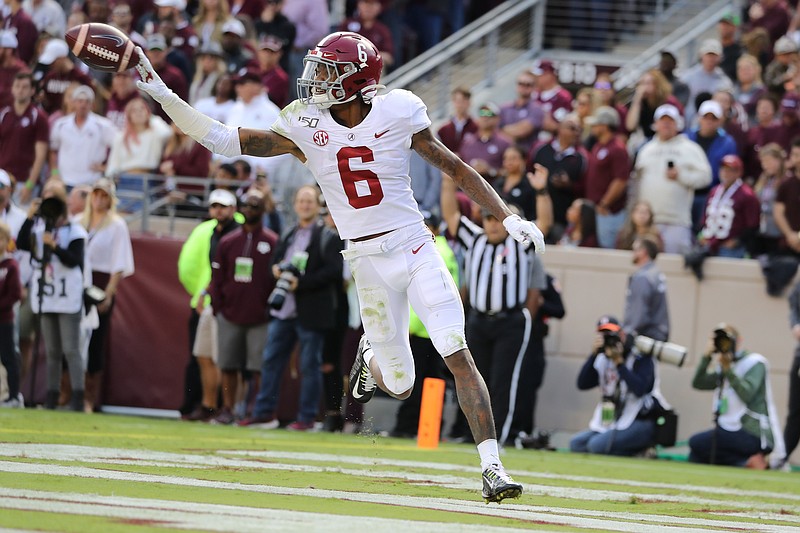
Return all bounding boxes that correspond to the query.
[536,247,797,442]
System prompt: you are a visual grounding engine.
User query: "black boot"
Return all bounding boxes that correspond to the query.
[70,390,85,412]
[44,390,59,410]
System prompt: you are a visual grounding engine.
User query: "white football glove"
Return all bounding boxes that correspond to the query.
[134,47,174,104]
[503,214,546,254]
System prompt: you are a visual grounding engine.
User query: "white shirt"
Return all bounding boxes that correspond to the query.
[271,90,430,239]
[224,93,287,176]
[105,116,172,177]
[50,113,116,187]
[194,96,235,123]
[22,0,66,37]
[86,216,135,277]
[2,202,31,285]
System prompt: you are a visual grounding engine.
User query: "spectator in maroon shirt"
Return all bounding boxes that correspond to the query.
[0,72,48,204]
[776,92,800,152]
[747,0,791,46]
[0,31,25,109]
[532,60,573,139]
[0,217,22,408]
[159,122,213,201]
[256,36,289,108]
[745,94,783,180]
[713,89,749,154]
[1,0,38,64]
[697,155,761,258]
[339,0,395,68]
[585,106,630,248]
[209,189,278,424]
[437,86,477,153]
[143,33,188,123]
[230,0,266,21]
[105,71,141,130]
[38,39,95,115]
[774,137,800,255]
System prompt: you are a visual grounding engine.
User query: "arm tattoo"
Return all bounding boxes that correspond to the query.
[413,128,511,220]
[240,130,278,157]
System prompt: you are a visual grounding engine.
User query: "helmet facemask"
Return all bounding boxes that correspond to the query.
[297,55,360,109]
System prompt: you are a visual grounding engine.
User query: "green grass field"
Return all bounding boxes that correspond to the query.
[0,409,798,532]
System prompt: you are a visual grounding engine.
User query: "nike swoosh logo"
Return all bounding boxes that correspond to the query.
[352,387,364,399]
[411,243,425,254]
[92,34,125,47]
[374,129,390,138]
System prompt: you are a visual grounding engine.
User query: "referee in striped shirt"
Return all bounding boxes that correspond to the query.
[442,167,551,445]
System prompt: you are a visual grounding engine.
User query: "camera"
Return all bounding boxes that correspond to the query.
[713,328,736,354]
[38,197,67,231]
[634,335,687,367]
[602,330,622,350]
[267,261,301,310]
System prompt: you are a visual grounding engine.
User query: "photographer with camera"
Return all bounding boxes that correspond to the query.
[570,315,671,456]
[17,187,86,411]
[689,324,786,468]
[240,185,343,431]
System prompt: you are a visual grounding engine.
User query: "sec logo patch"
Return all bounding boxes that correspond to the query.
[313,130,329,146]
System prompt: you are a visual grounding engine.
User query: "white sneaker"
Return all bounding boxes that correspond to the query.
[0,393,23,409]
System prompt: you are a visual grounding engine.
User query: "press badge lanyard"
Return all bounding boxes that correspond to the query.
[234,232,254,283]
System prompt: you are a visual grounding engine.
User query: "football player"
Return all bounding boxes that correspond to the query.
[135,32,543,503]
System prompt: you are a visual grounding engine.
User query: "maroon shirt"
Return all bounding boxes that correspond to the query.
[700,181,761,252]
[0,58,27,108]
[0,256,21,324]
[261,65,289,109]
[499,99,545,153]
[105,91,140,129]
[744,122,783,180]
[749,1,791,44]
[162,141,212,193]
[2,10,38,64]
[338,19,394,58]
[458,131,511,176]
[169,22,200,61]
[0,103,48,182]
[585,137,629,213]
[210,225,278,326]
[40,68,95,114]
[230,0,266,21]
[535,86,574,122]
[437,116,478,153]
[776,174,800,232]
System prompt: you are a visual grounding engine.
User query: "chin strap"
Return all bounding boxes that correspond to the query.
[360,84,385,104]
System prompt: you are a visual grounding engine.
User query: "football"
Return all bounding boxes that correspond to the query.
[64,23,140,73]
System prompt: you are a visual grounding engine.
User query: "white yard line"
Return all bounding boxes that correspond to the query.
[0,452,798,532]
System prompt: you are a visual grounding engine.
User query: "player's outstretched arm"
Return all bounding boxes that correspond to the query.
[135,47,297,160]
[412,128,545,253]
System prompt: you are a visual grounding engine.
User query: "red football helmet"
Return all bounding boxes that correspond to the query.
[297,32,383,109]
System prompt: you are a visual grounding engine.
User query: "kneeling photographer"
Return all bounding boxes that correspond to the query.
[689,324,786,468]
[570,315,671,456]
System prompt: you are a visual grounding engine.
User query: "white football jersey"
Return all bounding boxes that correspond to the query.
[271,90,430,239]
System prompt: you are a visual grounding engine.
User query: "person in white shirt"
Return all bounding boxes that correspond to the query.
[106,98,172,212]
[49,86,115,188]
[221,70,288,178]
[22,0,66,38]
[80,178,135,412]
[193,74,236,123]
[634,104,712,254]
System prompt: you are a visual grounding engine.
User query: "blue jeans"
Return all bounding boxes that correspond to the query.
[717,245,747,259]
[688,427,765,466]
[570,419,656,456]
[596,210,627,249]
[253,318,323,423]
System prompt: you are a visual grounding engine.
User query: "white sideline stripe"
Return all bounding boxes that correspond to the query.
[2,445,799,514]
[227,449,800,503]
[0,460,798,532]
[0,488,530,533]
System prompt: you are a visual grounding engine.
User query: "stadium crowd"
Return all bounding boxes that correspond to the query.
[0,0,798,469]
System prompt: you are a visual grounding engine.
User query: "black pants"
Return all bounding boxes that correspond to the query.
[0,322,19,398]
[392,335,445,436]
[785,349,800,460]
[179,309,202,415]
[454,309,530,445]
[510,330,546,437]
